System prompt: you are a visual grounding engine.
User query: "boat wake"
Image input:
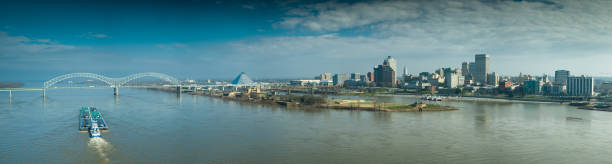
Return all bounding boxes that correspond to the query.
[88,137,114,163]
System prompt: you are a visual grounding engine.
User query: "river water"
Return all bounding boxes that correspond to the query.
[2,88,612,163]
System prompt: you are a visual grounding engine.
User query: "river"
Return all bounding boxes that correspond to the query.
[2,88,612,163]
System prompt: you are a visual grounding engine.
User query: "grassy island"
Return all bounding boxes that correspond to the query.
[151,88,458,112]
[321,99,457,112]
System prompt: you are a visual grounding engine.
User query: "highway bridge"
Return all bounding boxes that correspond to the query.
[1,72,271,99]
[1,72,185,98]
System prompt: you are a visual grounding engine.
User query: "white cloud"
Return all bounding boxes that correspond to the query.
[80,32,109,39]
[279,1,421,31]
[156,43,188,50]
[0,31,76,55]
[254,0,612,76]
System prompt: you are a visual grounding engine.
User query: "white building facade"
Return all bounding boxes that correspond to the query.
[567,76,594,97]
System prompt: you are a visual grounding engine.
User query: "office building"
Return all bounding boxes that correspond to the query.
[332,74,349,86]
[350,73,361,81]
[469,62,475,76]
[384,56,397,72]
[567,75,594,97]
[487,72,499,86]
[359,75,367,82]
[473,54,490,85]
[374,56,397,87]
[548,84,566,96]
[523,80,542,95]
[366,72,374,82]
[601,82,612,94]
[554,70,570,85]
[461,62,470,76]
[318,73,332,81]
[444,73,464,88]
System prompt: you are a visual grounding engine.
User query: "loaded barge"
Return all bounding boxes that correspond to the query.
[79,107,108,137]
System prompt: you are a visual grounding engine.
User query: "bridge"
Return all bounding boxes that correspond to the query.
[1,72,183,98]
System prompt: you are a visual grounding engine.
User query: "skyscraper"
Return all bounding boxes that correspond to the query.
[383,56,397,72]
[461,62,470,76]
[473,54,490,85]
[468,62,475,75]
[554,70,570,85]
[374,56,396,87]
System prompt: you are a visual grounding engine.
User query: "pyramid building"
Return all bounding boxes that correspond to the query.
[232,72,254,85]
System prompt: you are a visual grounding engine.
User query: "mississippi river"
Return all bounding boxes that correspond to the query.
[2,88,612,163]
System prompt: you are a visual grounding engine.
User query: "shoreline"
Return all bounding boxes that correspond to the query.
[149,88,457,112]
[380,94,564,104]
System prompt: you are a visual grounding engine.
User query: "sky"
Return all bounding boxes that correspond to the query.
[1,0,612,81]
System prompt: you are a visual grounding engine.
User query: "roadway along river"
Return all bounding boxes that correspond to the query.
[2,88,612,163]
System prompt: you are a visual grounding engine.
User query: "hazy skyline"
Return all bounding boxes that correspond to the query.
[1,0,612,81]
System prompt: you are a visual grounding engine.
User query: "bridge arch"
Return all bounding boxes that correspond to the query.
[44,73,114,88]
[43,72,181,88]
[115,72,181,87]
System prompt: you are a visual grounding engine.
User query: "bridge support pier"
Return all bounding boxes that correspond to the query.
[8,90,12,99]
[114,87,119,96]
[176,86,182,95]
[42,88,46,97]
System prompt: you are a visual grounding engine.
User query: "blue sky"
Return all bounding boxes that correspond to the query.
[1,0,612,81]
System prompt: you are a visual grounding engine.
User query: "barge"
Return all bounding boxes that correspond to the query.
[79,107,108,137]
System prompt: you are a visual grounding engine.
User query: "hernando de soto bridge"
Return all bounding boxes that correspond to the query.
[43,72,183,96]
[2,72,185,98]
[1,72,271,99]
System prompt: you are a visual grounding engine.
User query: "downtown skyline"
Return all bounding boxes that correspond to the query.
[1,0,612,81]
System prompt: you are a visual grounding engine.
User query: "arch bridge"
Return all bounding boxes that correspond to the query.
[43,72,182,96]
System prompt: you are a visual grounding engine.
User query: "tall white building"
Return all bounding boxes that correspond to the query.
[487,72,499,86]
[444,73,464,88]
[567,75,593,97]
[383,56,397,72]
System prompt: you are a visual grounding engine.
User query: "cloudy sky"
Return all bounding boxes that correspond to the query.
[1,0,611,81]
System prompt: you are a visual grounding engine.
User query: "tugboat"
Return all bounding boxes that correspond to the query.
[89,119,101,138]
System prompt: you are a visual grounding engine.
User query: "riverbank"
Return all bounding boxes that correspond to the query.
[322,99,457,112]
[149,88,457,112]
[384,94,565,104]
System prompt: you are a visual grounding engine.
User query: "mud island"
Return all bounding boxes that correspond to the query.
[152,88,457,112]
